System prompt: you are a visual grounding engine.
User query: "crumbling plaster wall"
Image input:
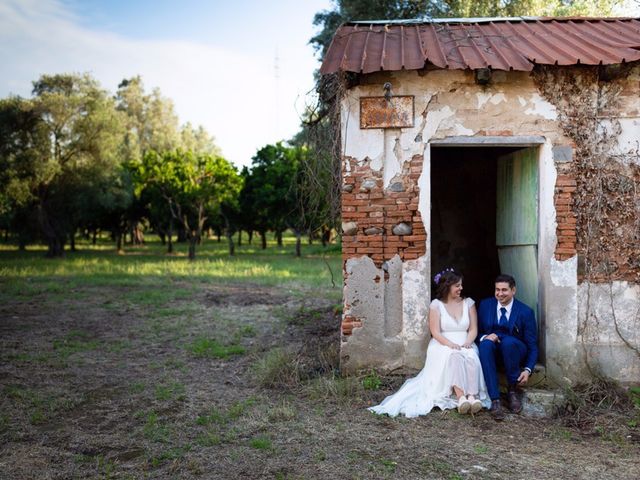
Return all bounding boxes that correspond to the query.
[534,64,640,383]
[340,67,640,384]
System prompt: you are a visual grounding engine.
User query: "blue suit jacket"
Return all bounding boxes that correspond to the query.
[477,297,539,372]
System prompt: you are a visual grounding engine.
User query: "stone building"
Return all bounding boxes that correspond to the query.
[320,17,640,385]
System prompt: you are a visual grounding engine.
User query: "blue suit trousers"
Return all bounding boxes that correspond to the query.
[479,335,527,400]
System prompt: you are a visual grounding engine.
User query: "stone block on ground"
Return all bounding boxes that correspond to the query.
[522,389,565,418]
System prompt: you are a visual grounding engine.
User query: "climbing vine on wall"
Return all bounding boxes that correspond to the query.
[533,64,640,284]
[300,72,356,234]
[533,64,640,366]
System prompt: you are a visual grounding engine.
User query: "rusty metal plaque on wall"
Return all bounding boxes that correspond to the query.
[360,96,414,129]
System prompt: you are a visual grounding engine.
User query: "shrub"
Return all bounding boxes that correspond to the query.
[362,371,382,391]
[252,348,301,388]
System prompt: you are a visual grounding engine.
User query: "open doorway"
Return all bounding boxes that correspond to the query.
[430,146,539,313]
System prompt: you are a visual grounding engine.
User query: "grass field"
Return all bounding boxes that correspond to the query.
[1,234,639,479]
[0,234,342,297]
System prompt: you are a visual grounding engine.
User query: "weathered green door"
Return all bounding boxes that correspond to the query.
[496,148,539,315]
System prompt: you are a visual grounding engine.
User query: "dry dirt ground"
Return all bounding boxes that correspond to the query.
[1,282,639,480]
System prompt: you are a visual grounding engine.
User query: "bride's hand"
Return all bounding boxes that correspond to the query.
[462,342,473,348]
[449,343,461,350]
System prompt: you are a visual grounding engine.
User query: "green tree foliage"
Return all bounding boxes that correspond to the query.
[0,96,50,248]
[180,122,222,156]
[116,77,220,161]
[289,132,336,248]
[243,143,300,249]
[236,166,257,246]
[116,78,228,254]
[1,73,231,257]
[133,150,242,260]
[116,76,181,161]
[440,0,623,17]
[0,74,126,256]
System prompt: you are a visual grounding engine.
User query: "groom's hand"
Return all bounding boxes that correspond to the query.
[485,333,500,343]
[517,370,530,385]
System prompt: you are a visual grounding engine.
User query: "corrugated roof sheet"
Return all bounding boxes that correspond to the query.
[319,17,640,74]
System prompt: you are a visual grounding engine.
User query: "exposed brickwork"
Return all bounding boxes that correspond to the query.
[341,314,363,336]
[341,154,427,272]
[554,166,578,261]
[554,162,640,283]
[534,64,640,283]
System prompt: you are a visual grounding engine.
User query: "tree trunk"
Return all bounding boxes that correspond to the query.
[308,227,313,245]
[237,230,242,247]
[188,236,197,260]
[18,237,27,251]
[227,231,235,256]
[116,232,123,253]
[46,235,65,258]
[133,225,144,245]
[216,227,222,243]
[69,232,76,252]
[248,230,253,245]
[92,229,98,245]
[159,232,166,245]
[167,219,174,254]
[38,204,65,258]
[260,230,267,250]
[295,231,302,258]
[276,229,283,247]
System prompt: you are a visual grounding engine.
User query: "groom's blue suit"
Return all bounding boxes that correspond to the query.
[477,297,538,400]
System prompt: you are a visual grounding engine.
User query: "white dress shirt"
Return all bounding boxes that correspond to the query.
[497,300,514,323]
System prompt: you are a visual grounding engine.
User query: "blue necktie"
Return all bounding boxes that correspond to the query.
[499,307,507,325]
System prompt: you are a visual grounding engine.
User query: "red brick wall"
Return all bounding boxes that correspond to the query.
[554,168,577,261]
[341,154,427,268]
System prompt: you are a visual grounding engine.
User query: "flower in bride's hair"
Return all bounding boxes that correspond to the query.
[433,267,456,284]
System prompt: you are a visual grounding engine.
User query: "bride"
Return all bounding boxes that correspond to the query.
[368,269,490,417]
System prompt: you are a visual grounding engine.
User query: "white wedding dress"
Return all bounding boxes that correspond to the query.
[368,297,491,417]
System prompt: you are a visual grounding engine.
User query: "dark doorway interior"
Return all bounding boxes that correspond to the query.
[430,146,521,302]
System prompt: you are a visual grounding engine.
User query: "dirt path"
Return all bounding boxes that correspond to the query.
[1,282,638,479]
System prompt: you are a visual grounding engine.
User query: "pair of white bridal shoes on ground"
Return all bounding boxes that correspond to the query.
[457,396,483,414]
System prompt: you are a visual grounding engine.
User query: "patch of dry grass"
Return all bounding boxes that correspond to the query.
[559,375,640,443]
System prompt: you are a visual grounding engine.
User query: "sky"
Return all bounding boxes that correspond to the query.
[0,0,333,168]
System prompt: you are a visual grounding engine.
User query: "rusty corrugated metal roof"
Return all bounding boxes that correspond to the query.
[319,17,640,74]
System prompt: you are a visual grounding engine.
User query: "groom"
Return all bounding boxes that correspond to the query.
[477,274,538,421]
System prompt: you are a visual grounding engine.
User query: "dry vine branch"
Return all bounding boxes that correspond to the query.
[532,63,640,368]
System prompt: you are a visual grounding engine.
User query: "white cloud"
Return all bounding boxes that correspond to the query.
[0,0,321,167]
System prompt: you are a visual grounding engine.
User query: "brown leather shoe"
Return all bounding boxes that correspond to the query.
[490,399,505,421]
[508,386,522,414]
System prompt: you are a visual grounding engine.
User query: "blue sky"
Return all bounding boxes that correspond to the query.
[0,0,332,167]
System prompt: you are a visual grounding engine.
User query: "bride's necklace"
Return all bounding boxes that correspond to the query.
[442,298,463,321]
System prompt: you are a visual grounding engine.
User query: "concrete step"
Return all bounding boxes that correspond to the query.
[522,388,565,418]
[499,364,564,417]
[499,363,547,389]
